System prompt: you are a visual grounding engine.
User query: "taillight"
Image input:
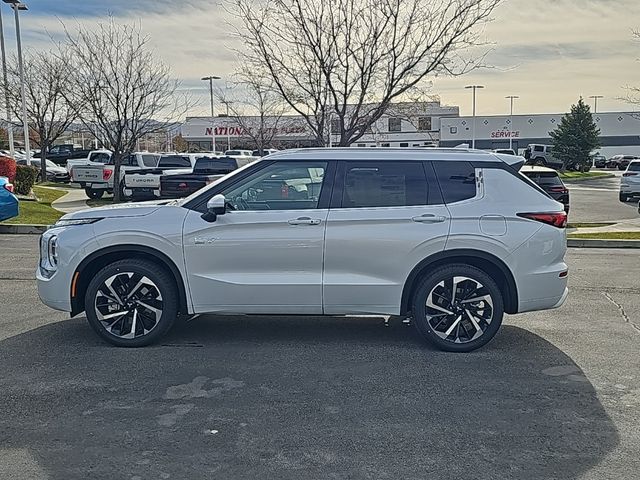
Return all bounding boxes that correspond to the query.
[623,172,638,177]
[517,212,567,228]
[178,182,188,190]
[548,186,568,194]
[4,182,14,193]
[103,169,113,181]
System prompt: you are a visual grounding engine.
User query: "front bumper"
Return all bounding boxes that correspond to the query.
[36,266,72,312]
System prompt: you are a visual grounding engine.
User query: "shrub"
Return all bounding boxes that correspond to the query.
[14,164,39,195]
[0,155,16,183]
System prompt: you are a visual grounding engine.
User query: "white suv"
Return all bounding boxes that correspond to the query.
[37,148,569,352]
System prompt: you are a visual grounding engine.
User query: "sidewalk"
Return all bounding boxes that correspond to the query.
[570,217,640,234]
[47,187,89,213]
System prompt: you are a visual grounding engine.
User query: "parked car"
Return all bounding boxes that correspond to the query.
[123,154,214,200]
[619,160,640,202]
[252,149,279,157]
[593,154,607,168]
[37,148,568,352]
[160,156,253,198]
[46,144,93,166]
[16,158,70,183]
[225,149,253,157]
[492,148,516,155]
[607,154,639,171]
[71,153,160,199]
[524,144,563,169]
[0,176,18,221]
[66,150,113,181]
[519,166,570,213]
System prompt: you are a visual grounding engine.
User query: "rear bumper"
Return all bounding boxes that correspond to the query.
[620,183,640,195]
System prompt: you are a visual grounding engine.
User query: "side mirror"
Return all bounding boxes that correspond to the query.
[201,194,227,223]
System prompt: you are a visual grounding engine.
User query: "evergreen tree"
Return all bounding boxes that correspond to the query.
[549,98,601,171]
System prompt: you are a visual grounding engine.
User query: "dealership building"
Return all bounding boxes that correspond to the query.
[439,111,640,157]
[180,101,460,151]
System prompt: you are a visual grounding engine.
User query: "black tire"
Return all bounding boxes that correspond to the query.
[85,187,104,200]
[619,193,628,202]
[411,264,504,352]
[84,258,178,347]
[533,157,546,167]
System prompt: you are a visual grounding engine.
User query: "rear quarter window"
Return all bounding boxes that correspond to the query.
[433,161,477,203]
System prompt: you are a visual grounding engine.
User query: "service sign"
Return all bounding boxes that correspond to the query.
[490,130,520,138]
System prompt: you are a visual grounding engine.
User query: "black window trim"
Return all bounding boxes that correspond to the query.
[185,159,337,213]
[330,159,439,209]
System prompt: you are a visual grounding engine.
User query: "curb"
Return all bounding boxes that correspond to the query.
[561,174,616,183]
[0,224,49,234]
[568,238,640,248]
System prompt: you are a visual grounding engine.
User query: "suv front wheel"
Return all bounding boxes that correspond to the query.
[84,259,178,347]
[412,264,504,352]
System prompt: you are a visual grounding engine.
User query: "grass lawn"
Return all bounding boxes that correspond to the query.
[1,186,67,225]
[559,171,612,181]
[567,222,615,229]
[568,232,640,240]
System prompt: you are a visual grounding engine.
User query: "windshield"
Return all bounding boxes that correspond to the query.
[176,159,261,207]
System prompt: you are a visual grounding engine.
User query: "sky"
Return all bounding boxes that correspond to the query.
[3,0,640,117]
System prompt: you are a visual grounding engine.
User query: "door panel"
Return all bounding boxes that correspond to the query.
[182,160,331,315]
[323,161,450,315]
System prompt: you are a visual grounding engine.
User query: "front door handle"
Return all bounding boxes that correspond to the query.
[412,214,447,224]
[288,216,322,226]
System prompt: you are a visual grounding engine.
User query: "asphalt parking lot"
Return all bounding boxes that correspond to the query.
[567,172,638,223]
[0,235,638,480]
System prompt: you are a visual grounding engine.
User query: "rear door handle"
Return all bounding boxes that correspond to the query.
[288,217,322,226]
[412,214,447,224]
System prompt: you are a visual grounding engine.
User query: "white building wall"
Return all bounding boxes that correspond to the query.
[440,112,640,157]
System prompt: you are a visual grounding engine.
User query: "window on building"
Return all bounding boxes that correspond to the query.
[433,161,477,204]
[330,118,341,134]
[341,161,428,208]
[381,143,391,147]
[418,117,432,131]
[388,118,402,132]
[399,143,409,147]
[357,143,366,148]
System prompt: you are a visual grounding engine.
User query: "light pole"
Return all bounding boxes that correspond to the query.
[202,75,220,153]
[465,85,484,149]
[505,95,519,151]
[0,4,15,156]
[3,0,29,164]
[589,95,603,113]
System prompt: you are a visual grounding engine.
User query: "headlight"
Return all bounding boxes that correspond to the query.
[54,218,102,227]
[39,231,59,278]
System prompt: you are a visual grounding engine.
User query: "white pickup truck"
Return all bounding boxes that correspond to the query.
[66,150,113,184]
[123,154,216,200]
[71,152,160,199]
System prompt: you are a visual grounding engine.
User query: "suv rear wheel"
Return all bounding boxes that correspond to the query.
[84,259,178,347]
[411,264,504,352]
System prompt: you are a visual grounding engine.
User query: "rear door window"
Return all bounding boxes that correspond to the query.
[159,155,191,168]
[142,155,160,167]
[339,161,428,208]
[433,162,477,204]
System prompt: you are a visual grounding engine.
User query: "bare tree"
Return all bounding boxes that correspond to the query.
[623,30,640,109]
[215,70,294,154]
[61,19,192,201]
[231,0,499,146]
[5,50,77,182]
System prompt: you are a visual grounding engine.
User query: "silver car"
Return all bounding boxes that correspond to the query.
[37,148,568,352]
[620,160,640,202]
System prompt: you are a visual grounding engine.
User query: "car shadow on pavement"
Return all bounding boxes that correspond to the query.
[0,316,619,480]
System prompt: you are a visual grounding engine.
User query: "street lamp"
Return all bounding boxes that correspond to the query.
[465,85,484,149]
[202,75,220,153]
[589,95,603,113]
[0,4,15,156]
[3,0,29,165]
[505,95,519,151]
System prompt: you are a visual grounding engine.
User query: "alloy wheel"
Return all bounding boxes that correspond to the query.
[425,275,494,344]
[94,272,164,339]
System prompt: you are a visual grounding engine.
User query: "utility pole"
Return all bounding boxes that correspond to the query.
[202,75,221,153]
[465,85,484,149]
[589,95,603,113]
[505,95,519,151]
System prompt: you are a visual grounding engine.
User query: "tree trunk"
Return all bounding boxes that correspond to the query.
[112,151,122,203]
[40,135,48,183]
